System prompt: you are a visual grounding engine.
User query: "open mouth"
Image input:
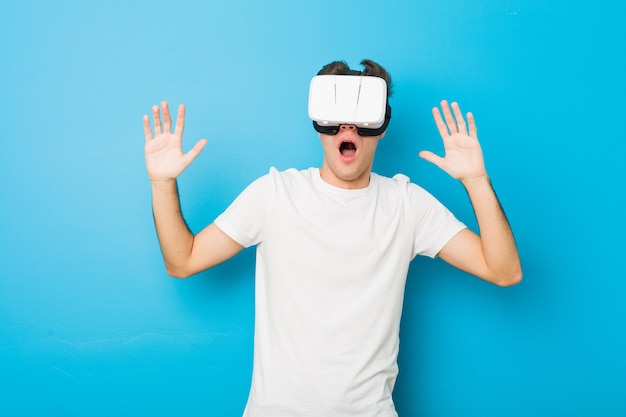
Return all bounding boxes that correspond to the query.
[339,141,357,158]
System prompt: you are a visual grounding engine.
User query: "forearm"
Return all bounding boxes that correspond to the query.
[462,175,522,286]
[150,179,195,277]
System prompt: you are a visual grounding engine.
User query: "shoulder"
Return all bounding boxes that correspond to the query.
[373,172,433,199]
[262,166,318,188]
[247,166,309,185]
[268,166,316,179]
[239,167,317,200]
[373,173,452,219]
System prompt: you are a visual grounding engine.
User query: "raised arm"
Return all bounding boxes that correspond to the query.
[419,100,522,286]
[144,102,243,278]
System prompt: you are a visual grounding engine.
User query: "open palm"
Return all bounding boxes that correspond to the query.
[419,100,487,182]
[143,102,207,181]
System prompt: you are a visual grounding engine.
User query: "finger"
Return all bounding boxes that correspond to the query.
[161,101,172,133]
[174,104,185,137]
[440,100,458,134]
[181,138,207,167]
[152,105,162,135]
[143,115,153,142]
[432,107,451,138]
[418,150,444,169]
[467,112,477,138]
[451,102,467,135]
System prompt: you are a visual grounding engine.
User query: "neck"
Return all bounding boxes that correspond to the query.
[319,164,372,190]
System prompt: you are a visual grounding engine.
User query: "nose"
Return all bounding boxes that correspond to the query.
[339,124,357,131]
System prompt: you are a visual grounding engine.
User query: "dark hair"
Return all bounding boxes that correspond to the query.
[317,59,394,98]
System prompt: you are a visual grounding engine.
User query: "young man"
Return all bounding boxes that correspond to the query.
[143,59,522,417]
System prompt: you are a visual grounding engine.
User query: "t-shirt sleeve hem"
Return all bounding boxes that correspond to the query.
[425,223,468,259]
[214,216,254,249]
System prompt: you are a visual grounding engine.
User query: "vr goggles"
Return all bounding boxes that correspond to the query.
[308,73,391,137]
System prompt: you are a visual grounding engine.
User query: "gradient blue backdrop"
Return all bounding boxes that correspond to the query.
[1,0,625,416]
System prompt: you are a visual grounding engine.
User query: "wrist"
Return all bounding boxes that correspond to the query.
[150,178,178,191]
[460,173,491,190]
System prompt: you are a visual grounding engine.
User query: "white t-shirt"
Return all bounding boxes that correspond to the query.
[215,167,466,417]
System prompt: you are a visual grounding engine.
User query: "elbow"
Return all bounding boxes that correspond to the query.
[165,263,193,279]
[493,268,523,287]
[168,271,192,279]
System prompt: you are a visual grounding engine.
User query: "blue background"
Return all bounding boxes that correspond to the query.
[1,0,625,416]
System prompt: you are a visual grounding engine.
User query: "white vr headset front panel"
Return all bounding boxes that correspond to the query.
[308,75,388,128]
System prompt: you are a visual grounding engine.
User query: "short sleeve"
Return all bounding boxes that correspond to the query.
[214,171,275,248]
[406,182,467,259]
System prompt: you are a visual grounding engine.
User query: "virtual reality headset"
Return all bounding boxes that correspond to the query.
[308,74,392,137]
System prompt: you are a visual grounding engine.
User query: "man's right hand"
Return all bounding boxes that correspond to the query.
[143,101,207,182]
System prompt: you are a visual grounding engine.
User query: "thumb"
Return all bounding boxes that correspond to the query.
[419,150,444,169]
[181,138,208,167]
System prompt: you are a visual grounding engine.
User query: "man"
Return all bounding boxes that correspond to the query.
[143,59,521,417]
